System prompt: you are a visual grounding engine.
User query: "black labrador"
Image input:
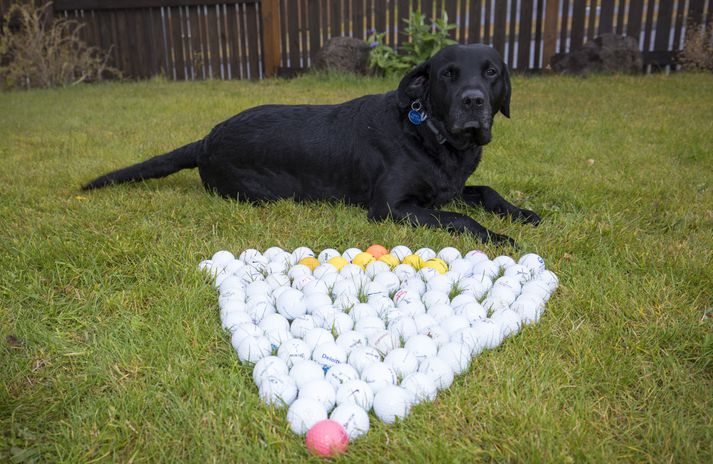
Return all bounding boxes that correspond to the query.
[83,44,540,244]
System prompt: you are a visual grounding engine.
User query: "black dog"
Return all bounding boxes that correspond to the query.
[83,44,540,244]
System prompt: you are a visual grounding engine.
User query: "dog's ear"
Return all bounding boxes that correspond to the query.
[397,61,430,108]
[500,63,511,118]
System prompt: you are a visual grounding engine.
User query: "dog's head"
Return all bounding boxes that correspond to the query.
[397,44,511,147]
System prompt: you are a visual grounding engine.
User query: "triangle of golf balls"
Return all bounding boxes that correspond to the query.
[200,245,558,440]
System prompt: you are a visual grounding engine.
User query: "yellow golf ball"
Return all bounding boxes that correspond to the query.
[423,259,448,274]
[377,253,399,268]
[327,256,349,271]
[352,252,375,268]
[299,257,321,271]
[402,254,425,270]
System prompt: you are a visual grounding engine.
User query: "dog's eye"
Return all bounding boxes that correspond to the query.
[486,67,498,77]
[442,68,457,79]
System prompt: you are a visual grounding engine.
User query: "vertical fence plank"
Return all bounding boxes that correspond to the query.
[261,0,281,77]
[586,0,597,41]
[308,0,320,64]
[518,0,534,69]
[483,0,492,44]
[614,0,624,34]
[543,0,559,67]
[492,0,507,55]
[599,0,614,34]
[533,0,545,68]
[642,0,655,58]
[570,0,586,49]
[396,0,409,47]
[627,0,643,39]
[352,0,365,38]
[375,0,386,34]
[469,0,483,43]
[507,0,518,67]
[443,0,457,38]
[653,0,673,67]
[286,0,301,68]
[671,0,686,52]
[559,0,570,53]
[246,2,260,78]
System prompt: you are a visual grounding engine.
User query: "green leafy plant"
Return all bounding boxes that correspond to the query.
[366,10,457,76]
[0,1,119,90]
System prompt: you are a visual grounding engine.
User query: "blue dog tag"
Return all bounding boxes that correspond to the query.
[408,110,423,125]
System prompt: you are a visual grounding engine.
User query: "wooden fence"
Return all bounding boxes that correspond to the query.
[1,0,711,80]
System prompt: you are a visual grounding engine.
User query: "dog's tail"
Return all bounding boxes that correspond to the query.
[81,140,203,190]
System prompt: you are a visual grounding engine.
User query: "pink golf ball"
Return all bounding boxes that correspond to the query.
[305,419,349,457]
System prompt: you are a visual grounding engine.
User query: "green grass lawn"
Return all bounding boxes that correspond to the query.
[1,72,712,463]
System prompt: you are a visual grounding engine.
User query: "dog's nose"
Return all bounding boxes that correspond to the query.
[462,90,485,109]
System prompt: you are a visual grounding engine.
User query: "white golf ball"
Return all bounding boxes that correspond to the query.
[384,348,419,379]
[373,272,400,294]
[491,308,522,337]
[313,263,338,279]
[258,375,298,407]
[212,250,235,268]
[298,379,336,412]
[400,372,438,403]
[354,316,385,337]
[265,272,290,290]
[448,258,473,278]
[290,314,316,338]
[418,356,455,390]
[397,300,426,318]
[373,385,413,424]
[236,335,272,364]
[245,300,275,325]
[221,310,252,332]
[441,314,470,336]
[511,296,544,325]
[363,280,389,300]
[472,260,500,281]
[427,304,454,322]
[262,246,285,261]
[277,338,312,368]
[361,362,397,393]
[312,341,348,372]
[457,277,491,300]
[537,270,559,291]
[287,398,327,435]
[367,330,400,357]
[388,316,419,342]
[518,253,545,276]
[481,296,511,315]
[260,318,291,350]
[348,346,382,375]
[318,248,341,263]
[437,342,471,375]
[336,379,374,410]
[324,363,360,389]
[342,248,362,262]
[403,334,438,365]
[303,328,334,353]
[422,290,450,308]
[365,261,391,279]
[521,280,550,301]
[450,293,478,312]
[335,330,367,354]
[464,249,489,264]
[291,246,315,264]
[333,293,360,312]
[427,274,453,294]
[413,314,438,334]
[488,286,517,305]
[289,360,325,388]
[349,303,378,322]
[437,246,462,264]
[266,260,289,276]
[471,319,503,350]
[415,247,436,261]
[418,266,440,282]
[287,264,312,281]
[423,325,450,349]
[389,246,412,262]
[450,327,484,355]
[340,263,364,279]
[492,255,516,270]
[253,355,289,386]
[230,323,263,346]
[330,404,370,440]
[401,277,426,296]
[504,264,531,284]
[275,288,307,320]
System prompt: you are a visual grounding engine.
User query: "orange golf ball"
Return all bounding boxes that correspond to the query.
[365,244,389,259]
[299,257,321,271]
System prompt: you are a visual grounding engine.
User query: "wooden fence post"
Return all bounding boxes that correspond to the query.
[542,0,559,70]
[261,0,281,77]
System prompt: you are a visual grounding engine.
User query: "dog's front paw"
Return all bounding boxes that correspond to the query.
[516,208,541,226]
